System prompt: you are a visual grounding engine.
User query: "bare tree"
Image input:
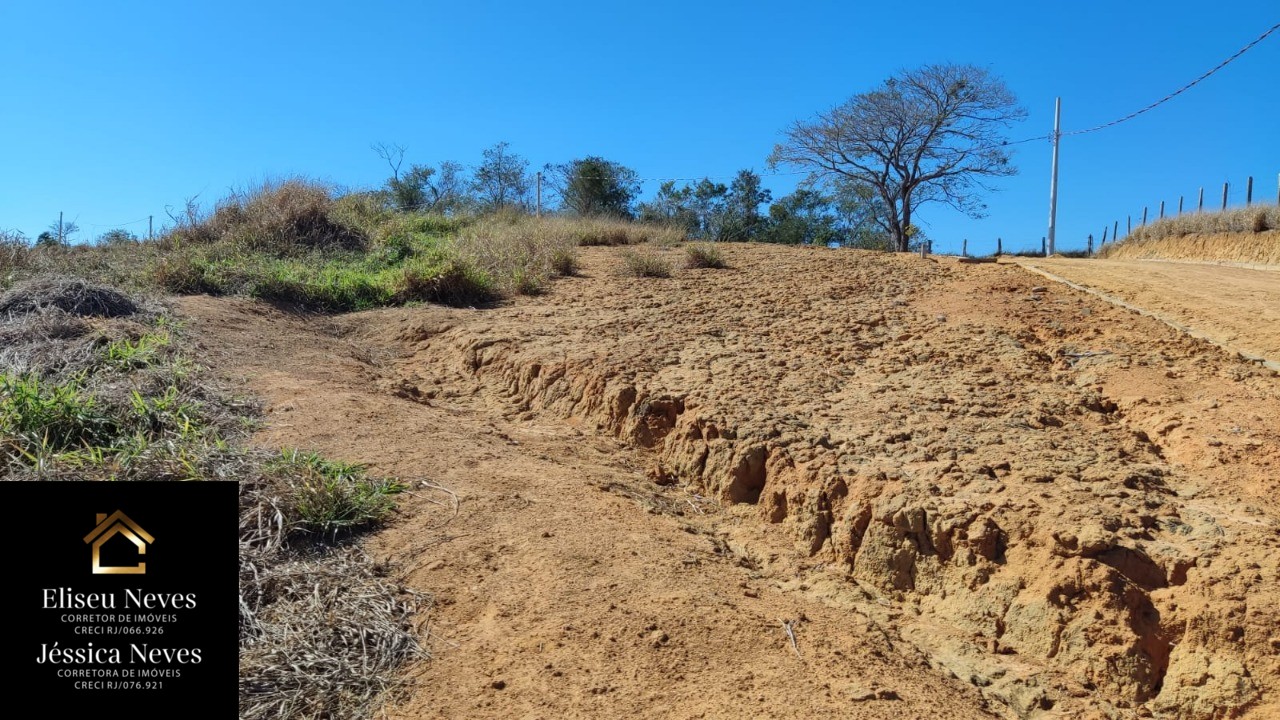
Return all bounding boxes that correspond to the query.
[769,63,1026,251]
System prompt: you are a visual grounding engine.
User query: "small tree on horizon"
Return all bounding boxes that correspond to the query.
[472,141,532,213]
[546,156,641,218]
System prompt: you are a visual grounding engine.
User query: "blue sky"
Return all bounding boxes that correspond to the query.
[2,1,1277,254]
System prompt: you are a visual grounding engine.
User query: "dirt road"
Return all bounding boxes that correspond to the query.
[183,245,1280,719]
[1014,258,1280,367]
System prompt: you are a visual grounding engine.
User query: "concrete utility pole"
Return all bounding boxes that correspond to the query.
[536,172,543,217]
[1046,98,1062,257]
[58,211,64,244]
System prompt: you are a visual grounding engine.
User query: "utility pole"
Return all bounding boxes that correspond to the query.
[1046,97,1061,257]
[536,171,542,217]
[149,216,153,241]
[58,211,64,244]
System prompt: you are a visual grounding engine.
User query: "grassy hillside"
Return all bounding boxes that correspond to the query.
[1099,205,1280,265]
[1,179,685,309]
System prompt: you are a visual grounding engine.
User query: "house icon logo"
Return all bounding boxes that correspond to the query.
[83,510,154,575]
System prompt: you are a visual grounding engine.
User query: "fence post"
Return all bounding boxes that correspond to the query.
[1041,236,1046,256]
[1102,227,1108,245]
[1127,215,1131,234]
[1246,176,1253,206]
[1159,200,1165,219]
[996,237,1002,256]
[962,238,967,257]
[1178,196,1183,215]
[1088,234,1094,255]
[1142,207,1148,226]
[1222,182,1229,210]
[1198,187,1204,212]
[1113,220,1118,242]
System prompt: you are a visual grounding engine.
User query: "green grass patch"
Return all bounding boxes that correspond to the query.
[269,450,404,537]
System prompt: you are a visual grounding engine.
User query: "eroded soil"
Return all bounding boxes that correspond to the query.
[183,245,1280,719]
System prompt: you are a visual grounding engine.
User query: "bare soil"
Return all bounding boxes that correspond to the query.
[1017,258,1280,366]
[181,244,1280,719]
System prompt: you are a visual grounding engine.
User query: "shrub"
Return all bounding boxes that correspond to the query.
[550,246,580,276]
[394,255,494,306]
[166,178,368,255]
[685,243,727,269]
[620,249,672,278]
[97,229,138,246]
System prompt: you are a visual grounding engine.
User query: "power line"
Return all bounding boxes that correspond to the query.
[1063,21,1280,137]
[84,216,150,229]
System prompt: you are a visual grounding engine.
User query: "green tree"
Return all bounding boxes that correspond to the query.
[472,141,531,213]
[548,156,641,218]
[637,179,728,239]
[769,63,1025,251]
[373,143,471,213]
[762,188,841,245]
[638,181,700,234]
[719,170,772,241]
[96,229,138,246]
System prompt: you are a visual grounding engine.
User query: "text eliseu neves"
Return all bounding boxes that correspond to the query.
[37,588,202,665]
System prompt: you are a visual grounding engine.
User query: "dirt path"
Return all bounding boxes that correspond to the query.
[1014,258,1280,367]
[182,245,1280,719]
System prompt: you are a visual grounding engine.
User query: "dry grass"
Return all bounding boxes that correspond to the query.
[619,248,673,278]
[238,455,428,720]
[0,276,141,317]
[454,216,581,295]
[539,215,685,247]
[685,243,728,269]
[0,278,427,720]
[1100,206,1280,264]
[167,178,368,254]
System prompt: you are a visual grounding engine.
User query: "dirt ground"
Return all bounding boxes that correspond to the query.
[1015,258,1280,367]
[182,245,1280,719]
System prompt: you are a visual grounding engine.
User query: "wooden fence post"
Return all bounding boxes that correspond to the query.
[996,237,1002,256]
[1113,220,1118,241]
[1142,207,1148,226]
[962,238,967,257]
[1222,182,1229,210]
[1159,200,1165,219]
[1178,196,1184,215]
[1246,176,1253,206]
[1102,227,1108,245]
[1088,234,1094,255]
[1198,187,1204,212]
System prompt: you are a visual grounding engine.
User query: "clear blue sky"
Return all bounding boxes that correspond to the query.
[2,1,1277,254]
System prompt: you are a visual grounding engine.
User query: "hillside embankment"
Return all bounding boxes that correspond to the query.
[182,244,1280,719]
[1097,206,1280,266]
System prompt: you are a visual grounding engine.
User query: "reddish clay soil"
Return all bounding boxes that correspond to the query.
[181,245,1280,719]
